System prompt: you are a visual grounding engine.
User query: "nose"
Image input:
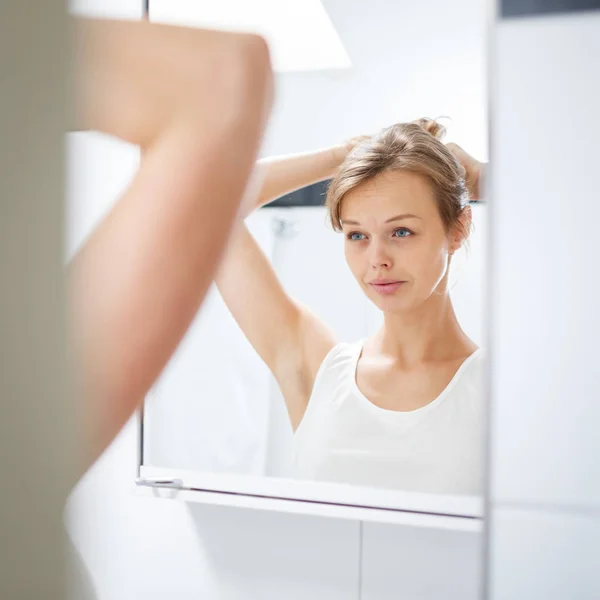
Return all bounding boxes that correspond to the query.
[368,238,392,270]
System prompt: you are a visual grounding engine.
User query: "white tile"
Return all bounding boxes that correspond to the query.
[188,503,361,600]
[491,14,600,508]
[490,507,600,600]
[361,522,482,600]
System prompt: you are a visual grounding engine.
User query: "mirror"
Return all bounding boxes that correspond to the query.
[141,0,488,516]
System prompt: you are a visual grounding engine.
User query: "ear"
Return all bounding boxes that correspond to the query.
[449,205,472,254]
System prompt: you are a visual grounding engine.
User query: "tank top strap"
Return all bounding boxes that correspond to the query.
[313,340,361,384]
[295,341,361,437]
[303,340,363,410]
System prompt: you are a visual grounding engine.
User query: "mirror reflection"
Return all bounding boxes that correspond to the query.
[144,0,488,501]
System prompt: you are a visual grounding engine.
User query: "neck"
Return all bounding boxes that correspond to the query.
[374,288,476,366]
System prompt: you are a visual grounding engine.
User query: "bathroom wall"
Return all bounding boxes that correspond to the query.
[488,4,600,599]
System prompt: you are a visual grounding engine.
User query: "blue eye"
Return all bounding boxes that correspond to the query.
[393,228,412,238]
[347,232,366,241]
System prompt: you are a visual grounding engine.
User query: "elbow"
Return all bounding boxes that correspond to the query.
[238,33,272,78]
[184,31,274,134]
[221,33,274,130]
[234,33,273,99]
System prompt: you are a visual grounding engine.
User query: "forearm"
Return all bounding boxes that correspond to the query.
[69,17,273,468]
[247,143,349,216]
[71,122,261,464]
[445,142,486,202]
[474,163,486,201]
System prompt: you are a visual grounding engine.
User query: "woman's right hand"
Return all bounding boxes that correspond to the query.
[345,134,372,152]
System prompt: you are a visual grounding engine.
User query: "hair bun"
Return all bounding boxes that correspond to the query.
[413,118,446,140]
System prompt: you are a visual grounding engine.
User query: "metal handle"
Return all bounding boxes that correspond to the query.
[135,477,184,488]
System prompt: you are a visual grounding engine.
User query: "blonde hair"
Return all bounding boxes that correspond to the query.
[326,118,469,237]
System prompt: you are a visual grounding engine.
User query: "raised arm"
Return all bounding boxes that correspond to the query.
[215,143,354,429]
[247,144,348,214]
[70,17,273,470]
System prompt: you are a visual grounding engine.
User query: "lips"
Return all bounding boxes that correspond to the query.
[369,280,406,295]
[370,279,401,285]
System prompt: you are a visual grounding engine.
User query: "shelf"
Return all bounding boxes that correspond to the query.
[135,466,484,532]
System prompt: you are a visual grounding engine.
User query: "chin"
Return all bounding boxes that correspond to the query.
[367,291,416,314]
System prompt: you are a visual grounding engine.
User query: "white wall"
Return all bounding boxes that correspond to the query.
[66,1,484,599]
[260,0,487,159]
[488,9,600,600]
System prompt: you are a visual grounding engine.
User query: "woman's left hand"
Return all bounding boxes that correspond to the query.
[446,142,484,201]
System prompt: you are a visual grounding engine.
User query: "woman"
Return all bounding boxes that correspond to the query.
[216,119,486,495]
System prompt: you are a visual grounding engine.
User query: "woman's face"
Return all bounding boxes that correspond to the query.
[340,170,458,314]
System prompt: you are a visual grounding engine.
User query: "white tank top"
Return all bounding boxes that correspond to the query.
[291,341,485,496]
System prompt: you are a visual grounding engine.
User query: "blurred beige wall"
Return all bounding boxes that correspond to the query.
[0,2,76,599]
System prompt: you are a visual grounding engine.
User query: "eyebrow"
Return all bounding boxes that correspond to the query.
[341,214,422,226]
